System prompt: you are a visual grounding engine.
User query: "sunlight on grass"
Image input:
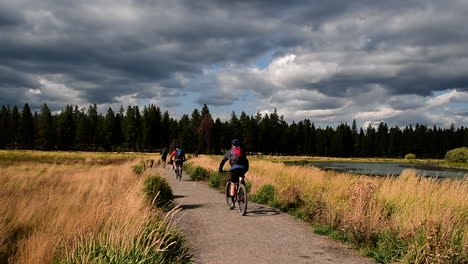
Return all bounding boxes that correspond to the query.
[0,152,189,264]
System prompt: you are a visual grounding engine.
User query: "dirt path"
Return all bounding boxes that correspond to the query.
[154,166,373,264]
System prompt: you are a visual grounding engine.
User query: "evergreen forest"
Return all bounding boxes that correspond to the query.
[1,103,467,158]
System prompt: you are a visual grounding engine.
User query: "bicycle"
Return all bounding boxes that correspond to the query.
[222,171,248,215]
[174,160,183,181]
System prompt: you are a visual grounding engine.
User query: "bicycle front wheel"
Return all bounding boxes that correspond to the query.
[237,184,247,215]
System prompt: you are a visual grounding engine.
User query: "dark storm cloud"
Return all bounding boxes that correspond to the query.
[0,0,467,127]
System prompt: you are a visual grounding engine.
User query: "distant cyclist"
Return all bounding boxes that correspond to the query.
[219,139,249,209]
[170,146,186,172]
[161,147,168,163]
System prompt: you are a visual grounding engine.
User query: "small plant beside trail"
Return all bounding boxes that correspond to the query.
[132,164,144,175]
[144,174,174,207]
[404,153,416,160]
[208,171,222,188]
[132,159,157,176]
[189,166,209,181]
[250,184,278,206]
[57,213,192,264]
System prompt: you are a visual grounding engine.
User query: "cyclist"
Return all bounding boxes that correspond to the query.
[170,145,186,173]
[218,139,249,209]
[161,147,168,164]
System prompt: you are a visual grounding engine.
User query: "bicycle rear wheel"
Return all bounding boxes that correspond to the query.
[237,184,247,215]
[225,181,232,209]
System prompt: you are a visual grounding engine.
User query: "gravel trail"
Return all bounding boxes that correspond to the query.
[154,167,373,264]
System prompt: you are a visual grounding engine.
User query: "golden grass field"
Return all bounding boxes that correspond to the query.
[0,150,190,264]
[189,155,468,263]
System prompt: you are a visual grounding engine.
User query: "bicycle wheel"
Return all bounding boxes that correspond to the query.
[225,181,232,209]
[177,167,182,181]
[237,184,247,215]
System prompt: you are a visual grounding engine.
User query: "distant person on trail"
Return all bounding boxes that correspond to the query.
[170,145,186,172]
[161,147,168,163]
[218,139,249,209]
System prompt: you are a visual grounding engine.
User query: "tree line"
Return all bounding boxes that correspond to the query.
[1,103,467,158]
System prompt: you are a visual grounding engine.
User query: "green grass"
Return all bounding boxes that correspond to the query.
[55,218,192,264]
[313,224,349,243]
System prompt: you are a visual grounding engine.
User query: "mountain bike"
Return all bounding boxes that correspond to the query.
[174,160,183,181]
[223,172,248,215]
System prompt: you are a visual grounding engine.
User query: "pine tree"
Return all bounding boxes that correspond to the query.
[10,106,20,148]
[198,104,214,153]
[0,106,10,148]
[37,104,54,150]
[57,105,75,149]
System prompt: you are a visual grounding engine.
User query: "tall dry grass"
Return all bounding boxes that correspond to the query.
[189,155,468,263]
[0,156,187,263]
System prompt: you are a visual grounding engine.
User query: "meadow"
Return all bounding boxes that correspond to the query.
[188,155,468,264]
[0,150,191,263]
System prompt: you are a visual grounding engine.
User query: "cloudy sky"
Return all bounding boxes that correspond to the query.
[1,0,468,128]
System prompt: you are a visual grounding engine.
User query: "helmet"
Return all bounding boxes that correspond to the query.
[231,139,240,146]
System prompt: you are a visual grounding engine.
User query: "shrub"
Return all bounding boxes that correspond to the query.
[132,164,144,175]
[183,163,194,174]
[404,153,416,160]
[251,184,276,205]
[244,181,252,193]
[57,220,192,263]
[143,174,173,206]
[445,147,468,163]
[208,172,221,188]
[190,167,209,181]
[367,231,407,263]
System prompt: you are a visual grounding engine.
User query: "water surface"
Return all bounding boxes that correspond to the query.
[292,161,467,179]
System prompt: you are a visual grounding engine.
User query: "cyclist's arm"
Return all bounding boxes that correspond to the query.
[218,149,230,172]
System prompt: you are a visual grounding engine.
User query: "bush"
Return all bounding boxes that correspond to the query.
[208,172,221,188]
[143,174,173,206]
[445,147,468,163]
[367,231,408,263]
[132,164,144,175]
[251,184,276,205]
[404,153,416,160]
[244,181,252,193]
[190,167,209,181]
[57,220,192,263]
[182,163,194,174]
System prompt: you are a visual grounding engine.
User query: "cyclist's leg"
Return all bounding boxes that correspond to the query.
[229,170,240,197]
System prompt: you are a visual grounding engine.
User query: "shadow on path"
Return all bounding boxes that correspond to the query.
[173,194,187,198]
[245,205,281,217]
[179,204,205,210]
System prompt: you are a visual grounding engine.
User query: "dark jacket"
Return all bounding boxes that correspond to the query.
[219,147,249,171]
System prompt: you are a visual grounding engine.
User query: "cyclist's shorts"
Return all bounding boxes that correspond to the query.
[230,168,246,183]
[175,159,183,167]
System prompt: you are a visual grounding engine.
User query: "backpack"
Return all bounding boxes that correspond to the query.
[229,146,245,165]
[176,149,184,159]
